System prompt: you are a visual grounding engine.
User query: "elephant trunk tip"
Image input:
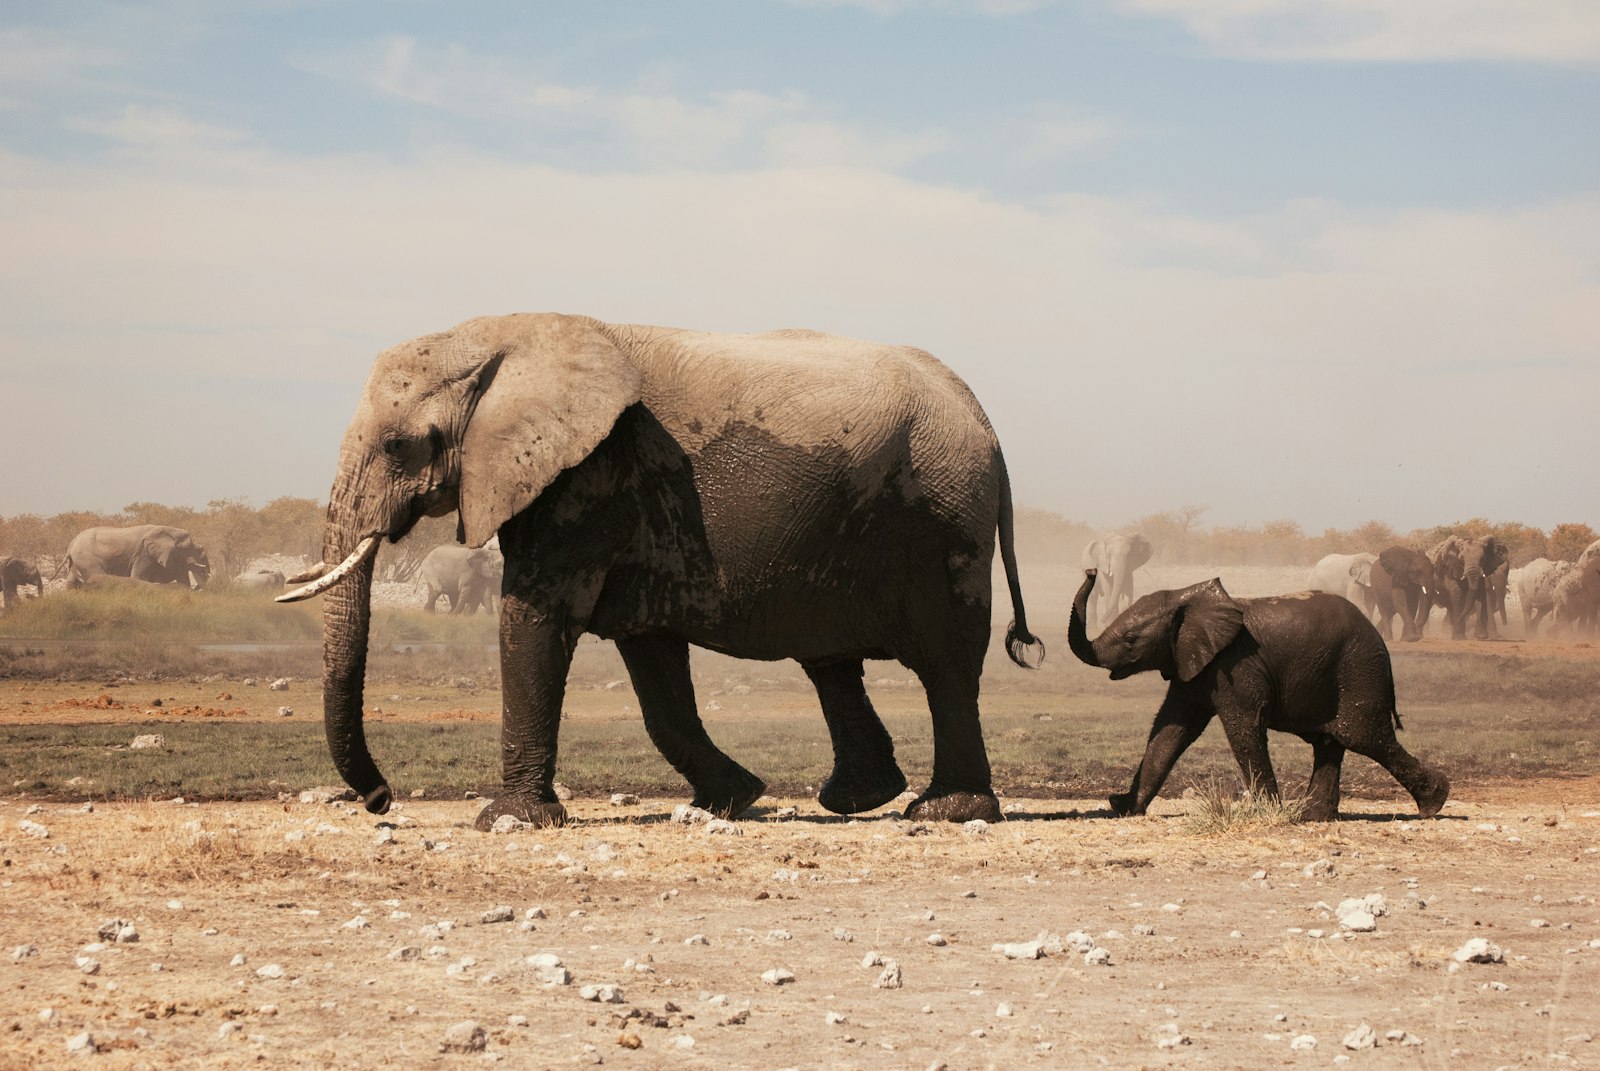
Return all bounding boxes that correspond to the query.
[1067,569,1103,668]
[363,783,393,815]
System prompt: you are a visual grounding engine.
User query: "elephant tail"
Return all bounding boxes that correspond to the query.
[997,455,1044,669]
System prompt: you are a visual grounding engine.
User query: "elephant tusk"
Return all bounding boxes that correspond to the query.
[275,537,380,603]
[285,562,330,584]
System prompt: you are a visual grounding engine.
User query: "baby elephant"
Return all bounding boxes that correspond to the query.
[1067,569,1448,822]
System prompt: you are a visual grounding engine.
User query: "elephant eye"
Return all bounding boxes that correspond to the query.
[382,438,407,459]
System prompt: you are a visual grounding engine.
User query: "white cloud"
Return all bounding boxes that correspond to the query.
[68,105,247,150]
[0,133,1595,526]
[1115,0,1600,63]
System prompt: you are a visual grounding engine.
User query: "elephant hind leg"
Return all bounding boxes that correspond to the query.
[804,659,906,815]
[1346,731,1449,819]
[617,634,765,818]
[902,659,1001,824]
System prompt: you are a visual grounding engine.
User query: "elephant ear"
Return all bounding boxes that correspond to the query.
[1350,556,1373,587]
[458,316,644,548]
[1081,540,1104,571]
[1172,579,1245,683]
[1127,534,1153,571]
[144,533,176,569]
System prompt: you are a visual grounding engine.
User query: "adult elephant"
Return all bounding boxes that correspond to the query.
[64,526,211,590]
[1306,552,1377,620]
[1426,535,1508,640]
[1515,557,1570,637]
[1488,559,1510,631]
[419,544,503,615]
[0,556,44,611]
[1369,546,1433,642]
[1067,570,1448,821]
[235,570,286,593]
[1079,532,1152,632]
[280,313,1041,828]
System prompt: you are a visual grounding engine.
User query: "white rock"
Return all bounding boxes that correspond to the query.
[761,967,796,986]
[926,933,947,946]
[75,956,100,975]
[255,963,285,979]
[579,983,624,1003]
[1342,1023,1377,1050]
[861,951,884,967]
[218,1021,242,1040]
[995,1002,1013,1017]
[1084,946,1112,966]
[1157,1033,1191,1049]
[1161,902,1183,913]
[610,793,639,806]
[1530,918,1550,928]
[387,946,420,961]
[703,818,741,836]
[1339,910,1377,933]
[230,953,247,967]
[277,706,293,717]
[671,1036,696,1050]
[17,819,49,839]
[488,814,530,834]
[129,734,164,749]
[671,805,713,824]
[1452,938,1505,964]
[525,953,563,969]
[66,1031,95,1055]
[13,945,37,960]
[1132,924,1155,936]
[1303,859,1336,878]
[963,819,990,834]
[874,961,903,988]
[480,906,515,924]
[342,915,369,930]
[269,678,289,691]
[440,1020,486,1053]
[826,1011,848,1025]
[1290,1034,1317,1050]
[1063,931,1095,953]
[684,934,710,946]
[98,919,139,943]
[534,965,572,986]
[991,940,1044,960]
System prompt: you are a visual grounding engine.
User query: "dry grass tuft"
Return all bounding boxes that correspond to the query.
[1183,777,1306,835]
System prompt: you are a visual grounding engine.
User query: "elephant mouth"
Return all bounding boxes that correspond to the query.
[1109,666,1136,681]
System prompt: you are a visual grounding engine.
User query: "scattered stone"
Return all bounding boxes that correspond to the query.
[991,939,1044,960]
[833,927,854,942]
[342,916,369,930]
[1452,938,1505,964]
[12,945,37,960]
[1303,859,1336,878]
[671,805,714,825]
[1290,1034,1317,1051]
[1157,1033,1191,1049]
[827,1011,848,1025]
[1084,947,1112,966]
[610,793,639,806]
[66,1032,96,1055]
[129,734,164,749]
[255,964,285,979]
[269,678,289,691]
[440,1020,487,1054]
[684,934,710,946]
[75,956,100,975]
[926,933,948,946]
[761,968,796,986]
[277,706,293,717]
[996,1002,1014,1017]
[874,961,903,988]
[525,952,563,969]
[773,806,798,818]
[962,819,989,834]
[1385,1030,1423,1046]
[388,946,421,961]
[1343,1023,1377,1050]
[18,819,49,839]
[480,906,515,924]
[704,818,741,836]
[98,919,139,943]
[488,814,530,834]
[580,984,625,1004]
[1132,924,1155,936]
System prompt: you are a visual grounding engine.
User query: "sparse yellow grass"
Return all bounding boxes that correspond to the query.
[1183,776,1307,835]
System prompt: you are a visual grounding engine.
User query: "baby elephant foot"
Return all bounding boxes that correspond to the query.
[473,792,567,831]
[1412,770,1450,819]
[1107,791,1142,817]
[691,763,767,819]
[818,761,908,815]
[1300,800,1339,822]
[904,786,1003,824]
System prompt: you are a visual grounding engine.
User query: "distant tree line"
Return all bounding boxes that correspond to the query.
[2,500,1593,580]
[0,499,456,583]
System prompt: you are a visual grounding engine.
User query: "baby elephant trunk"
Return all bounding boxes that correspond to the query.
[1068,570,1104,668]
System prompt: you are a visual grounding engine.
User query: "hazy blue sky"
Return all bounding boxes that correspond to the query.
[2,1,1596,532]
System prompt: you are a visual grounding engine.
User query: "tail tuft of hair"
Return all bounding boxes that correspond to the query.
[1005,619,1045,670]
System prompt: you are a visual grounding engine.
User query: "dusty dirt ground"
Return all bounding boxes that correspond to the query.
[3,781,1598,1071]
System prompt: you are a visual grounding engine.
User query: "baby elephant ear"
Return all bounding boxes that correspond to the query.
[1173,579,1244,683]
[458,315,644,548]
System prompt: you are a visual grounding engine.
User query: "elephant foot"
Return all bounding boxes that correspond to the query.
[1411,770,1450,819]
[818,761,908,815]
[1107,791,1143,817]
[1300,801,1339,822]
[690,763,767,819]
[473,792,567,831]
[904,786,1003,824]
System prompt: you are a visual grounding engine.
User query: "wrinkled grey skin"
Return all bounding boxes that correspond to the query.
[419,544,503,615]
[0,556,44,611]
[1552,540,1600,638]
[292,313,1040,829]
[1516,557,1571,637]
[1426,535,1509,640]
[1079,533,1152,632]
[236,570,286,593]
[1306,552,1378,620]
[1370,545,1434,642]
[1488,559,1510,630]
[1068,570,1449,822]
[64,526,211,590]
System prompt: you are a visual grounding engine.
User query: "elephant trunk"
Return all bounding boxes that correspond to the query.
[317,490,393,815]
[1069,570,1106,668]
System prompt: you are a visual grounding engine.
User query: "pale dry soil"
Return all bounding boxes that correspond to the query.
[3,782,1599,1071]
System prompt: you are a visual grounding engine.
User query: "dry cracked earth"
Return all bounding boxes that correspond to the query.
[4,780,1599,1071]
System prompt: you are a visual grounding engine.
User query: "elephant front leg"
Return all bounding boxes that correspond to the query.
[1112,693,1211,816]
[805,659,907,815]
[617,634,765,818]
[1217,705,1280,805]
[472,596,575,831]
[904,664,1002,824]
